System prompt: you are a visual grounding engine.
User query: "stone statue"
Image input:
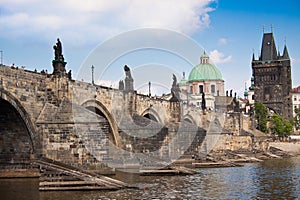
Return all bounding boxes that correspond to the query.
[170,74,181,102]
[172,74,177,87]
[233,96,240,112]
[67,70,72,80]
[124,65,134,92]
[52,38,67,76]
[119,80,124,90]
[124,65,132,79]
[201,92,206,111]
[53,38,64,61]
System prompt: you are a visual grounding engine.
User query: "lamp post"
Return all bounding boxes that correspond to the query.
[148,81,151,97]
[91,65,95,85]
[0,50,3,65]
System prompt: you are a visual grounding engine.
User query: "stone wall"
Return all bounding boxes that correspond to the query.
[36,100,111,168]
[212,135,268,152]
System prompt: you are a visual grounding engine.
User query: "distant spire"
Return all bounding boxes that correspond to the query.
[244,82,248,98]
[270,24,273,32]
[252,52,255,61]
[284,36,287,45]
[283,44,290,59]
[262,24,265,33]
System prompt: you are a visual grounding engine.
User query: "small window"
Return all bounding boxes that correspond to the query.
[199,85,204,94]
[190,86,193,93]
[211,85,215,94]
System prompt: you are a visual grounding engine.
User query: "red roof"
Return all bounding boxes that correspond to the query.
[292,86,300,93]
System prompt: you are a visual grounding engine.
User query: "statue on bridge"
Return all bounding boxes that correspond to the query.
[124,65,134,92]
[119,80,124,90]
[170,74,181,102]
[53,38,64,61]
[201,92,206,111]
[52,38,67,76]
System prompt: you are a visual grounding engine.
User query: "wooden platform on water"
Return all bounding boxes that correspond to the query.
[35,158,134,191]
[140,166,197,175]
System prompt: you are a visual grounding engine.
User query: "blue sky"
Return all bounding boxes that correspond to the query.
[0,0,299,96]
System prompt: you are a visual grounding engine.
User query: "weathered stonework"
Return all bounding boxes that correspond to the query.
[252,32,292,119]
[0,65,245,168]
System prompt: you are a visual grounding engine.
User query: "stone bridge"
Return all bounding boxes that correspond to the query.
[0,61,239,169]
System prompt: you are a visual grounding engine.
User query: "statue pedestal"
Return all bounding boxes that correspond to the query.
[52,60,67,76]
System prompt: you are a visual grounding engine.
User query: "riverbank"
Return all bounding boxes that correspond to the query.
[0,168,40,178]
[1,142,300,178]
[185,142,300,168]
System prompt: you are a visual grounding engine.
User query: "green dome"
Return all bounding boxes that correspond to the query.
[188,63,222,81]
[188,52,223,82]
[179,77,187,86]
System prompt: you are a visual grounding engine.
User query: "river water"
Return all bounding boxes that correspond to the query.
[1,156,300,200]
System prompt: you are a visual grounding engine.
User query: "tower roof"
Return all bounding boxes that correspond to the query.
[282,45,290,59]
[179,72,187,86]
[260,32,278,61]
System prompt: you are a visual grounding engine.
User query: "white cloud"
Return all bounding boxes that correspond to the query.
[292,58,300,64]
[218,38,227,45]
[209,50,232,64]
[0,0,216,46]
[95,79,119,88]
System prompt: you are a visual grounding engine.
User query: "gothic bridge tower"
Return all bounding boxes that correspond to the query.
[252,31,292,119]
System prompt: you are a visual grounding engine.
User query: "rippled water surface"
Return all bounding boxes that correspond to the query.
[1,156,300,200]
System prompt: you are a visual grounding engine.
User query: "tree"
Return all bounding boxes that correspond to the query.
[293,108,300,130]
[270,114,293,140]
[254,102,268,133]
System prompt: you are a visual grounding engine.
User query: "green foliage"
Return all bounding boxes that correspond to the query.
[293,108,300,130]
[254,102,268,133]
[270,114,293,139]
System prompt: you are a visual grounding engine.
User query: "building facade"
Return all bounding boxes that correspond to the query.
[252,32,292,119]
[179,52,225,110]
[292,86,300,117]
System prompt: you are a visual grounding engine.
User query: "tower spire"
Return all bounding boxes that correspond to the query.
[283,44,290,59]
[270,24,273,33]
[260,31,277,61]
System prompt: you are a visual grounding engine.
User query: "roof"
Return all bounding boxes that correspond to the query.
[188,53,223,82]
[292,86,300,93]
[179,77,187,86]
[260,32,278,61]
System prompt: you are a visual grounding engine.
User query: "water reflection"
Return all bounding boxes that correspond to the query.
[0,157,300,200]
[256,157,300,199]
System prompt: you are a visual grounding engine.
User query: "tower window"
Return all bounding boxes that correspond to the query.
[264,87,270,101]
[190,86,193,93]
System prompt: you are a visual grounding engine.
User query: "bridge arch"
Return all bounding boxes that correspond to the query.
[141,108,162,124]
[183,114,197,125]
[0,89,38,162]
[81,100,120,146]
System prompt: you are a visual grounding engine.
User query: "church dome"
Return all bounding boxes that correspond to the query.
[188,52,223,82]
[179,72,187,86]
